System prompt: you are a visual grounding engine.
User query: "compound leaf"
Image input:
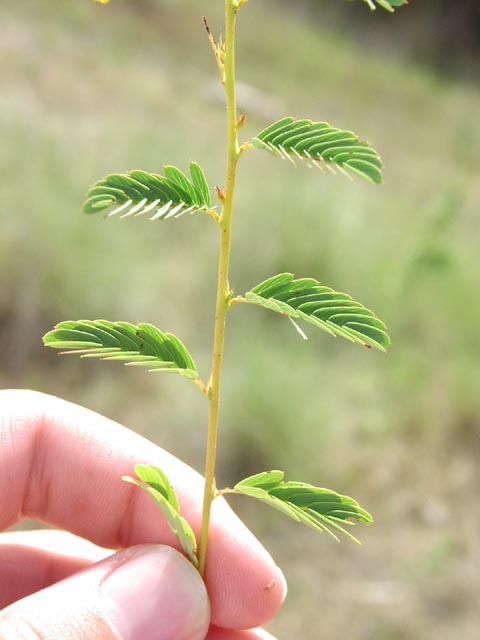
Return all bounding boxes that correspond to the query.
[43,320,198,379]
[233,471,373,543]
[244,273,390,351]
[123,465,198,567]
[353,0,408,11]
[83,162,215,220]
[252,117,383,184]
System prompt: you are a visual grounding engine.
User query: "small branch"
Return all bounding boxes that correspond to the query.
[202,16,225,83]
[239,141,254,155]
[202,207,221,223]
[229,295,247,306]
[193,379,209,396]
[215,487,235,498]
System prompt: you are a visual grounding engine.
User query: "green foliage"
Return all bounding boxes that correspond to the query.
[83,162,215,221]
[352,0,408,11]
[233,471,373,543]
[39,0,405,578]
[43,320,198,379]
[252,117,383,184]
[244,273,390,351]
[123,465,198,566]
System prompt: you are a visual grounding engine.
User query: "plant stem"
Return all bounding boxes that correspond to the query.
[198,0,240,577]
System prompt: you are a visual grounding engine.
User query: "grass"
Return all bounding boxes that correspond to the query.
[1,1,479,637]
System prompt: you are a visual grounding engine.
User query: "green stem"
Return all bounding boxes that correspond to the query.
[198,0,240,577]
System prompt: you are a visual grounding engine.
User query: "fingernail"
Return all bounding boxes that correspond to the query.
[99,545,209,640]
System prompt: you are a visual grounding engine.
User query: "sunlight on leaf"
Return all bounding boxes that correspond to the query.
[253,117,383,184]
[232,470,373,543]
[123,465,198,566]
[243,273,391,351]
[43,320,199,379]
[83,163,216,222]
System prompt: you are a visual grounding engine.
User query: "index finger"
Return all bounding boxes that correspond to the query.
[0,390,286,630]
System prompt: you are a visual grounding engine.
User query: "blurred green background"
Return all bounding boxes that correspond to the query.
[1,0,479,637]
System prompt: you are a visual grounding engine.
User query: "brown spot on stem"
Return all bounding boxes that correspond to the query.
[215,186,226,202]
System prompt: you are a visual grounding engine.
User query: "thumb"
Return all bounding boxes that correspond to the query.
[0,544,210,640]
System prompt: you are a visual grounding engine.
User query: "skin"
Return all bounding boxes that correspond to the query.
[0,389,285,639]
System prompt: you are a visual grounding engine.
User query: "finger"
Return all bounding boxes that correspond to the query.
[207,626,277,640]
[0,544,209,640]
[0,534,276,640]
[0,530,111,560]
[0,390,286,629]
[0,530,112,608]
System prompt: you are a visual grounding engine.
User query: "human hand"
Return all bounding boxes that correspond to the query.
[0,390,286,639]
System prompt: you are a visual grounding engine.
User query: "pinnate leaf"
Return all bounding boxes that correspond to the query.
[233,471,373,543]
[253,117,383,184]
[123,465,198,566]
[244,273,390,351]
[354,0,408,11]
[83,162,214,220]
[43,320,198,379]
